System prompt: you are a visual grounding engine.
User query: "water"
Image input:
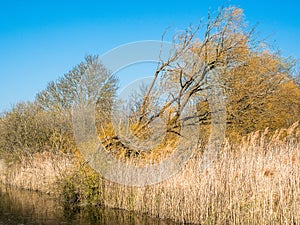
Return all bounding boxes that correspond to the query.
[0,185,178,225]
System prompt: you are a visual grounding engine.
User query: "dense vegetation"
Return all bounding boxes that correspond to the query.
[1,7,299,160]
[0,6,300,224]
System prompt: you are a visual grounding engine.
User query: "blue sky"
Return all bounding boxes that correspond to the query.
[0,0,300,112]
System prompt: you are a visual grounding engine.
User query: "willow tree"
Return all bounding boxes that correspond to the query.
[190,8,300,140]
[99,6,253,162]
[223,51,300,137]
[128,7,247,132]
[113,6,300,159]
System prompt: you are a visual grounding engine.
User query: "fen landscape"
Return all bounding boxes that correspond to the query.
[1,2,300,225]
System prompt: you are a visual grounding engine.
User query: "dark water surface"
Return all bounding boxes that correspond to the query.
[0,185,178,225]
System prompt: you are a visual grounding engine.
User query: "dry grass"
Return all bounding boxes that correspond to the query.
[99,124,300,224]
[0,151,74,194]
[0,159,6,182]
[1,123,300,224]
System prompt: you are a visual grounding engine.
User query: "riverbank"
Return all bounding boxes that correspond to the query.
[0,184,178,225]
[1,129,300,224]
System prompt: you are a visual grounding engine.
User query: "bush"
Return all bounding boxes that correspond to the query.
[0,102,76,161]
[60,160,104,207]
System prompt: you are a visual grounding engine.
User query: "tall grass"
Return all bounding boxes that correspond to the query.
[1,124,300,224]
[1,151,74,194]
[99,125,300,224]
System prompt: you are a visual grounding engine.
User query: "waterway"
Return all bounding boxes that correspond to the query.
[0,185,178,225]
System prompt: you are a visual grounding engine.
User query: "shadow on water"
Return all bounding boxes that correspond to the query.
[0,185,179,225]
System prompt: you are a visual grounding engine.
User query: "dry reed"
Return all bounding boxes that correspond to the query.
[1,124,300,224]
[0,151,74,194]
[100,125,300,224]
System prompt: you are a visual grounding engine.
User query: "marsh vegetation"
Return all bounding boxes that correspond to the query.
[1,6,300,225]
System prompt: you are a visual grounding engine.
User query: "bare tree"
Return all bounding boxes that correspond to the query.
[36,55,118,115]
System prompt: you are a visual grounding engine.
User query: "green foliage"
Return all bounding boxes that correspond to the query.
[60,162,103,207]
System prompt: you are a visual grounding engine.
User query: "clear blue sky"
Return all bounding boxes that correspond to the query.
[1,0,300,112]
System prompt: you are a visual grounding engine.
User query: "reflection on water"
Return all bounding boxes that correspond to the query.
[0,185,178,225]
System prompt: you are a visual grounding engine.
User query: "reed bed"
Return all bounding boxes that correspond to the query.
[0,151,74,194]
[100,126,300,224]
[1,124,300,224]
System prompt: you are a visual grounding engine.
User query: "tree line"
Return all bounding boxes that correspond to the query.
[0,6,299,162]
